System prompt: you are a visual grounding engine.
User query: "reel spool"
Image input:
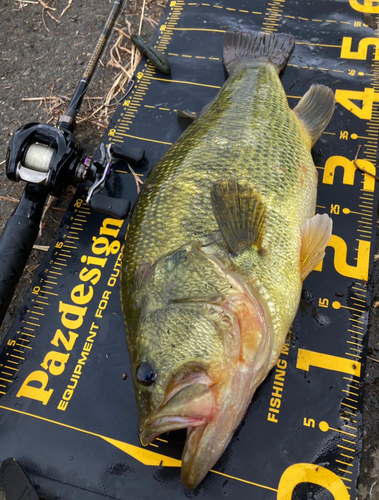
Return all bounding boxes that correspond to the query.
[23,143,55,174]
[18,143,56,184]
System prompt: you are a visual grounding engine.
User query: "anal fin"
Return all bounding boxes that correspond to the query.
[176,110,197,120]
[293,85,335,147]
[300,213,333,281]
[210,180,266,254]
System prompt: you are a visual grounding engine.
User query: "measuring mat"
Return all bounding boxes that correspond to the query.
[0,0,378,498]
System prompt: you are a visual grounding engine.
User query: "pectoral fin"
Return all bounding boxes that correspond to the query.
[210,180,266,253]
[300,213,333,281]
[293,85,335,147]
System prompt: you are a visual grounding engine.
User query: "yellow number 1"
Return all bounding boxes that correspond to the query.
[296,349,361,377]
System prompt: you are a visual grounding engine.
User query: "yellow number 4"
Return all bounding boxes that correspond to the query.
[335,87,379,120]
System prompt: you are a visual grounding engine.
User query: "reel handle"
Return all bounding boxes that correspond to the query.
[0,184,47,326]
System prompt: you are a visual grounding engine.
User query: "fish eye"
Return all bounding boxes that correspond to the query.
[136,362,156,386]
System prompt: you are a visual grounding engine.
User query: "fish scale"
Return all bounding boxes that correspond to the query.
[121,31,334,489]
[123,63,315,336]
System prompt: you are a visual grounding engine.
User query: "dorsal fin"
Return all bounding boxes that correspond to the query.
[293,85,335,147]
[300,213,333,281]
[210,180,266,254]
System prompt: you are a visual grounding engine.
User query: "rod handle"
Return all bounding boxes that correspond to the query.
[0,183,47,327]
[0,216,40,326]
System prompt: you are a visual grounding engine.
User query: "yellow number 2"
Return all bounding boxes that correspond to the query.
[314,235,370,281]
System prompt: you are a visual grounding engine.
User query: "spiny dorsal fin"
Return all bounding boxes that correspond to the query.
[210,180,266,254]
[300,213,333,281]
[293,85,335,147]
[223,31,295,75]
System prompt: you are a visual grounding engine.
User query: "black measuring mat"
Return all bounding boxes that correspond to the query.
[0,1,378,498]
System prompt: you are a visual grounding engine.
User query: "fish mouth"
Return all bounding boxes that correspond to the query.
[140,383,216,445]
[140,265,274,489]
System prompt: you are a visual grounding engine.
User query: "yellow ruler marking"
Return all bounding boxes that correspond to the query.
[342,389,359,398]
[349,318,364,324]
[336,460,354,467]
[115,133,173,145]
[0,405,278,492]
[342,438,356,445]
[170,27,226,32]
[147,76,221,89]
[210,470,277,493]
[295,41,341,48]
[342,402,359,410]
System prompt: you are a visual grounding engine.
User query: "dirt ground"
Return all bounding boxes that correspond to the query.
[1,1,379,499]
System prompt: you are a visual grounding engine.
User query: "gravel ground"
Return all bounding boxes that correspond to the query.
[1,1,379,499]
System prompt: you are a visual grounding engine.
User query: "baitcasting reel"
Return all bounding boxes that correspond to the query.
[6,120,144,218]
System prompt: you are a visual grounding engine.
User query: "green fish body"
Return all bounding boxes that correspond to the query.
[121,31,334,489]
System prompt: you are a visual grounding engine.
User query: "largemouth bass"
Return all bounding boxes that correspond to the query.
[121,31,334,489]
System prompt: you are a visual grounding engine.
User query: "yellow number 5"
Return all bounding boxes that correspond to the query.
[341,37,379,60]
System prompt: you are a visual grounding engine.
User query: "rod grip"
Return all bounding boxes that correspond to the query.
[0,183,47,327]
[0,215,40,326]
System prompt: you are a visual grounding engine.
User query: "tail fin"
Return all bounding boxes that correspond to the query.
[223,31,295,75]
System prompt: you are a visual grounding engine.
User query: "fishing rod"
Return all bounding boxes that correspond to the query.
[1,0,145,327]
